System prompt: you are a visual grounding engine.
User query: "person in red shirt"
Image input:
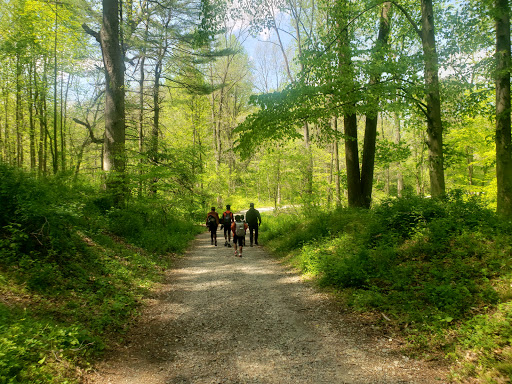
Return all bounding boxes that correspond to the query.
[206,207,220,246]
[221,205,234,247]
[231,214,248,257]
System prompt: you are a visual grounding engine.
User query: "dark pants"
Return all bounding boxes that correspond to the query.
[210,225,218,240]
[249,224,259,245]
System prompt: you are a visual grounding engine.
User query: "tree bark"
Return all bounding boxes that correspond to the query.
[360,2,392,208]
[84,0,126,200]
[495,0,512,216]
[29,61,36,170]
[344,113,363,207]
[53,5,59,175]
[333,117,341,206]
[420,0,445,197]
[149,59,161,194]
[16,54,23,168]
[395,111,404,197]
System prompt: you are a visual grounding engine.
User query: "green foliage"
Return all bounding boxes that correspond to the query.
[0,304,99,384]
[106,199,202,253]
[0,164,201,383]
[261,194,512,381]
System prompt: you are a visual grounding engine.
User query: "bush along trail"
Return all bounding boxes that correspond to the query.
[260,195,512,383]
[0,164,202,384]
[2,163,512,383]
[85,230,448,384]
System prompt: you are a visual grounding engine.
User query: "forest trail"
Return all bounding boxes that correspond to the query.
[85,231,449,384]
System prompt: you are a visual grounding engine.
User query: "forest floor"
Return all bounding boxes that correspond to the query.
[84,231,450,384]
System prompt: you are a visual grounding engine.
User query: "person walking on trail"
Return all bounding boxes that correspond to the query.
[231,214,248,257]
[221,205,234,247]
[206,207,220,246]
[245,203,262,246]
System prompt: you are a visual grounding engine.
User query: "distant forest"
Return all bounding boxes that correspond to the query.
[0,0,511,215]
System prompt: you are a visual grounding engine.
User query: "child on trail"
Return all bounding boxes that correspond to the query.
[221,205,234,247]
[231,214,248,257]
[206,207,220,246]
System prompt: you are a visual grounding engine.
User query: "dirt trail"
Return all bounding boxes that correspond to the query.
[85,231,449,384]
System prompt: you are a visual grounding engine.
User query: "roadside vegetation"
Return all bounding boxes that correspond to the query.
[0,164,202,383]
[4,159,512,384]
[261,196,512,383]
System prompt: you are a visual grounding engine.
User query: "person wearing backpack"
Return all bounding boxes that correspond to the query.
[231,214,248,257]
[221,205,234,247]
[245,203,262,246]
[206,207,220,246]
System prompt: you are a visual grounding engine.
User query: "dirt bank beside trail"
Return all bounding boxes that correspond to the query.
[85,231,449,384]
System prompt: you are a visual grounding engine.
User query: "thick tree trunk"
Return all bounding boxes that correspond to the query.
[83,0,127,199]
[495,0,512,216]
[360,2,392,208]
[344,113,363,207]
[101,0,125,172]
[420,0,445,197]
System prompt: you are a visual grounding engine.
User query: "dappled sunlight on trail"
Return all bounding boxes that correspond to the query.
[85,231,448,384]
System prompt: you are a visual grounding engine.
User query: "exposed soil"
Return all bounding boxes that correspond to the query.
[84,231,450,384]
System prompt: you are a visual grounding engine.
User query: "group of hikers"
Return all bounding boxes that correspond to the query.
[206,203,262,257]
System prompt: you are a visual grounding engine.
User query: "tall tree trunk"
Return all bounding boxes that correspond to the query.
[344,113,363,207]
[420,0,445,197]
[3,87,9,165]
[395,111,404,197]
[138,12,149,197]
[34,60,49,176]
[53,4,59,174]
[102,0,126,173]
[333,117,341,206]
[16,54,23,168]
[360,2,392,208]
[138,54,146,196]
[304,122,313,195]
[83,0,127,199]
[28,62,36,170]
[60,72,69,172]
[0,87,3,163]
[149,59,161,194]
[495,0,512,216]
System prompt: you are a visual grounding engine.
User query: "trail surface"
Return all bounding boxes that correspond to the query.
[85,231,449,384]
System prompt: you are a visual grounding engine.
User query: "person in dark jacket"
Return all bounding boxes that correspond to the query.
[245,203,261,246]
[206,207,220,246]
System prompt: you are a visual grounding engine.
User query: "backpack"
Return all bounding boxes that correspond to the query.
[223,212,232,226]
[235,221,245,237]
[207,215,217,226]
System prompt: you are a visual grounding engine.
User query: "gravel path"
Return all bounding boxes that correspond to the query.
[85,231,449,384]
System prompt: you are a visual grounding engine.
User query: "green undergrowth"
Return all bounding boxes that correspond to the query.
[261,193,512,383]
[0,164,202,383]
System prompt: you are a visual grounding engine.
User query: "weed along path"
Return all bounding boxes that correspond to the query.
[85,231,448,384]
